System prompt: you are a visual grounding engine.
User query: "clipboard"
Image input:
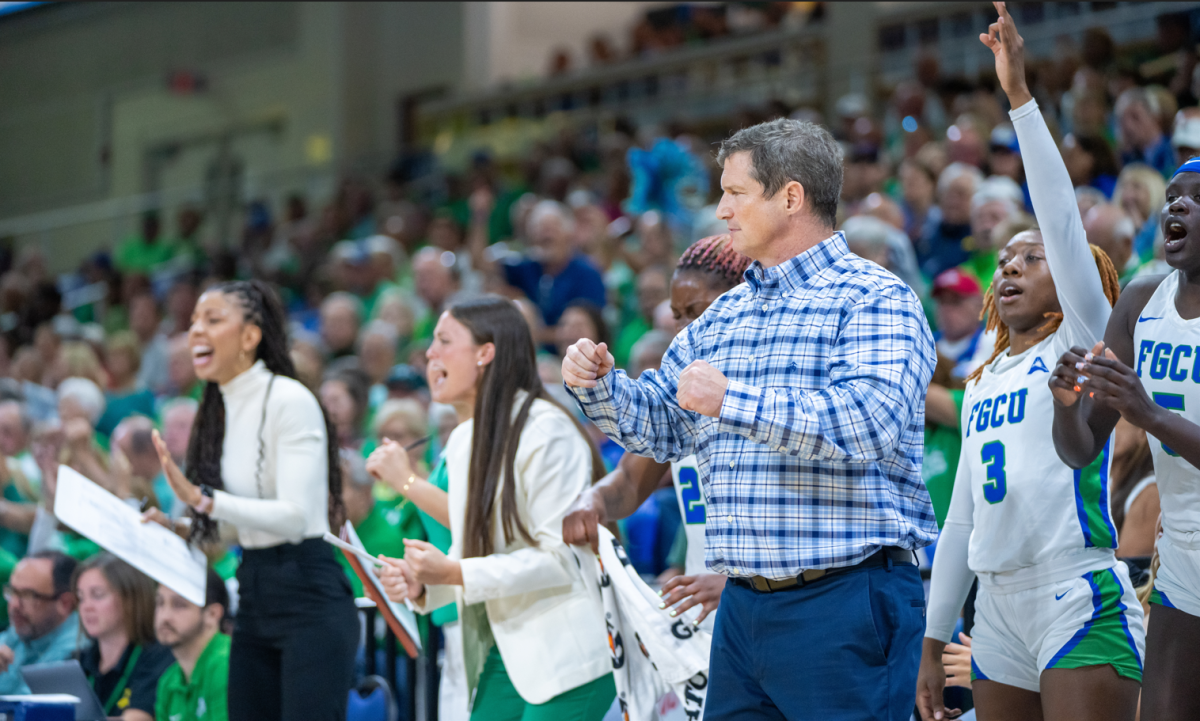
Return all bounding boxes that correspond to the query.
[336,522,422,658]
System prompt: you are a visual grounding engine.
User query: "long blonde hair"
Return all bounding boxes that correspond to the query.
[967,243,1121,384]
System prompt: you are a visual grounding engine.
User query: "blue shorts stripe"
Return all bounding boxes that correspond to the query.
[1096,440,1118,545]
[1107,567,1143,667]
[1047,573,1102,668]
[970,656,990,681]
[1072,469,1094,548]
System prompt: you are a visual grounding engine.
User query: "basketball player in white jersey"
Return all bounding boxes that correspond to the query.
[919,6,1145,721]
[1052,119,1200,721]
[562,234,752,627]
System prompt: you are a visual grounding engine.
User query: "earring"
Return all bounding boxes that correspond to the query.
[477,361,482,367]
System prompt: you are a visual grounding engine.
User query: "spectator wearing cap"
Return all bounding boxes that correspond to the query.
[1171,106,1200,166]
[923,269,985,527]
[1116,87,1176,177]
[153,570,231,721]
[918,162,982,279]
[383,364,429,408]
[502,200,606,328]
[1083,203,1139,284]
[0,552,83,694]
[319,292,363,360]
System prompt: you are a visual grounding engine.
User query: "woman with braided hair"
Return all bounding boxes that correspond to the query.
[562,233,752,629]
[147,279,357,721]
[919,7,1144,721]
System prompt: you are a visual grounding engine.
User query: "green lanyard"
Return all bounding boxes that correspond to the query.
[93,645,142,715]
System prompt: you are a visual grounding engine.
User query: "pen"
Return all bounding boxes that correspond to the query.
[404,435,432,452]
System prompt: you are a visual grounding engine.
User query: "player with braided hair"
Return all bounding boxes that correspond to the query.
[919,7,1144,721]
[146,279,358,721]
[563,233,751,630]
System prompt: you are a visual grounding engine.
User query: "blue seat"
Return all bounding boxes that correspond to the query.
[347,675,397,721]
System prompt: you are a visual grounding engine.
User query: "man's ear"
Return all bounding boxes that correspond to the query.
[783,180,807,215]
[203,603,225,629]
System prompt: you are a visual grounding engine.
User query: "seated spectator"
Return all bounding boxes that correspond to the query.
[1116,86,1176,177]
[959,176,1024,284]
[918,162,981,278]
[111,417,170,515]
[503,200,606,327]
[114,212,174,276]
[372,398,430,474]
[98,332,156,438]
[629,330,672,379]
[320,366,371,452]
[1083,203,1138,283]
[382,365,429,409]
[76,554,175,721]
[612,265,668,369]
[930,269,986,383]
[128,294,170,397]
[0,400,41,557]
[898,157,941,243]
[57,378,110,488]
[555,300,609,361]
[0,552,82,694]
[337,451,422,598]
[1172,107,1200,165]
[1062,133,1120,198]
[164,335,201,401]
[319,292,363,360]
[410,247,462,344]
[1113,162,1167,265]
[158,399,196,486]
[356,321,398,409]
[153,570,230,721]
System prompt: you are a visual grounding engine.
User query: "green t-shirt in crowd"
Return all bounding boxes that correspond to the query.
[337,498,423,598]
[959,247,998,289]
[612,316,649,371]
[417,458,457,626]
[154,632,230,721]
[114,236,176,275]
[922,388,965,529]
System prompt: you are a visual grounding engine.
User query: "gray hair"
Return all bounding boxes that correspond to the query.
[971,176,1025,213]
[321,292,364,323]
[57,377,106,424]
[840,215,892,255]
[717,118,844,228]
[528,200,576,236]
[937,162,984,199]
[372,398,427,439]
[358,319,399,349]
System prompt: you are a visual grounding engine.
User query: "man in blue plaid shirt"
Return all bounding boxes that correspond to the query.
[564,118,937,720]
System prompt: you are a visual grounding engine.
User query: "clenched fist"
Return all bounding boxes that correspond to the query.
[677,360,728,418]
[562,339,615,388]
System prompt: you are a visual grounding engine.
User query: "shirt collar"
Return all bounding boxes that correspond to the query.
[219,359,269,397]
[23,612,78,657]
[744,231,848,294]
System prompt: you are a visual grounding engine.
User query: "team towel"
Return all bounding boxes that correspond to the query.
[575,526,710,720]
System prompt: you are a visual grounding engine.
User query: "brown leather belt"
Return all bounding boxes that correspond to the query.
[740,546,915,593]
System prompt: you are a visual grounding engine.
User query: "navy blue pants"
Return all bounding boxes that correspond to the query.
[705,560,925,721]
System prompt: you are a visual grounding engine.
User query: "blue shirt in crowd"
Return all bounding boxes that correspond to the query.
[0,612,82,694]
[1121,135,1176,179]
[569,233,939,580]
[504,254,606,325]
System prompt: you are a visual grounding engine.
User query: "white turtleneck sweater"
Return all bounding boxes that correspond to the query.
[209,360,331,548]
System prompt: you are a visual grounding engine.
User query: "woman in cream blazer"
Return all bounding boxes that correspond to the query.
[371,296,613,720]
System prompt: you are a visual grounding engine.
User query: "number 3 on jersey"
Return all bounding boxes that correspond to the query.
[981,440,1007,504]
[676,467,706,524]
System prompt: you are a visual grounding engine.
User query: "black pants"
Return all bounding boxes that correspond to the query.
[229,538,359,721]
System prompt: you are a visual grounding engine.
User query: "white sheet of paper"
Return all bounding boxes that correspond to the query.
[54,466,207,606]
[341,521,422,651]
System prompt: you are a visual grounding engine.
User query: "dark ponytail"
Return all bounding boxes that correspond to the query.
[186,279,345,543]
[450,295,604,559]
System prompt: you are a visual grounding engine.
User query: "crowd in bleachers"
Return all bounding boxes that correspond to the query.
[0,17,1194,720]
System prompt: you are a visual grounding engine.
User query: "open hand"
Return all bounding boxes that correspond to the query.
[943,632,973,689]
[659,573,726,625]
[151,429,201,508]
[677,360,728,417]
[916,638,960,720]
[562,339,615,388]
[979,2,1032,109]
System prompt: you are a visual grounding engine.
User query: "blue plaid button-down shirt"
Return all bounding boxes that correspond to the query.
[570,232,938,579]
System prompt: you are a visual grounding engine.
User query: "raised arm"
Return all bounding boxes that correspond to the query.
[564,336,702,462]
[718,283,934,461]
[986,1,1109,346]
